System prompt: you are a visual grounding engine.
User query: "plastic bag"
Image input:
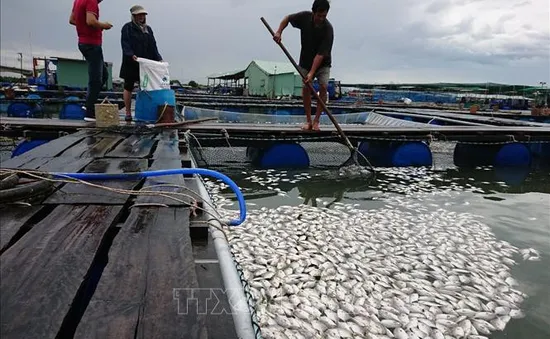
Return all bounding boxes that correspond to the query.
[137,57,170,91]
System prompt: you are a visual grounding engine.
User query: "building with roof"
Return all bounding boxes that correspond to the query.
[208,60,303,98]
[244,60,303,98]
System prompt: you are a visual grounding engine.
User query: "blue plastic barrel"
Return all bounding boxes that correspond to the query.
[494,143,531,167]
[135,89,176,123]
[7,102,33,117]
[358,141,432,167]
[60,103,85,120]
[247,144,310,169]
[12,139,49,157]
[454,142,532,167]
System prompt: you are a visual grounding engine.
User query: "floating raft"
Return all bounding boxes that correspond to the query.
[0,129,241,339]
[1,117,550,142]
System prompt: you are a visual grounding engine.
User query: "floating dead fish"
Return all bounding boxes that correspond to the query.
[202,172,538,339]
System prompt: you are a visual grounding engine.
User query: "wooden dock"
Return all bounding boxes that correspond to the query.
[1,117,549,143]
[0,129,241,339]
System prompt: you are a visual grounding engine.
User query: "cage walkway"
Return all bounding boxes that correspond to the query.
[0,129,240,339]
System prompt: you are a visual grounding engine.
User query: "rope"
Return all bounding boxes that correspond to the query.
[0,168,230,236]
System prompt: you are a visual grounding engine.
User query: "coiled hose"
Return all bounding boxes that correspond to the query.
[52,168,247,226]
[0,173,55,204]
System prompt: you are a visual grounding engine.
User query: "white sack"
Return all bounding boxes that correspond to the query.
[137,57,170,91]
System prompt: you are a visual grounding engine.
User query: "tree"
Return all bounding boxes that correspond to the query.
[188,80,198,88]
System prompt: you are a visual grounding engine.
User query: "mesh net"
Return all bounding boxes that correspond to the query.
[183,106,429,170]
[189,142,352,169]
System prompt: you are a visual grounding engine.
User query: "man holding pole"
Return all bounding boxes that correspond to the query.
[273,0,333,131]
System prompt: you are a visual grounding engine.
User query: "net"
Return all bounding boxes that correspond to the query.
[182,106,430,170]
[183,105,425,127]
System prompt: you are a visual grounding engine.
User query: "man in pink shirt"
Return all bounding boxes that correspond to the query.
[70,0,112,121]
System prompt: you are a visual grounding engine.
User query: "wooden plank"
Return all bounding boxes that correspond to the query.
[38,156,95,173]
[75,207,207,339]
[43,158,148,205]
[13,157,52,169]
[59,134,125,159]
[0,130,98,169]
[152,130,179,159]
[106,134,158,158]
[81,136,126,158]
[135,158,191,206]
[0,205,43,253]
[58,135,105,157]
[0,205,122,339]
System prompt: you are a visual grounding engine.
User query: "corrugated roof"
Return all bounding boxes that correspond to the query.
[207,69,246,80]
[249,60,298,75]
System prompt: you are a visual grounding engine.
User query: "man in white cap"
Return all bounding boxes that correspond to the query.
[119,5,164,121]
[70,0,113,122]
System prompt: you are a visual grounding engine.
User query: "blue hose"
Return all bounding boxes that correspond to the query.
[52,168,246,226]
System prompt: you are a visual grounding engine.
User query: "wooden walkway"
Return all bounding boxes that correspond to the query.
[0,129,239,339]
[1,117,550,142]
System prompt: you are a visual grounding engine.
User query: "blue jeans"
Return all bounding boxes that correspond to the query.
[78,44,108,118]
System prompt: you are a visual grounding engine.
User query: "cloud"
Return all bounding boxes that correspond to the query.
[0,0,548,84]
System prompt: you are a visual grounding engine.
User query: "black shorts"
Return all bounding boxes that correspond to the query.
[123,77,138,91]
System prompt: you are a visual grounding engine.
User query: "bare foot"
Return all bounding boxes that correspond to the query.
[301,122,312,131]
[312,121,321,131]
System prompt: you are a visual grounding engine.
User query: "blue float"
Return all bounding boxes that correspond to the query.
[27,94,41,100]
[7,102,42,118]
[135,89,176,123]
[12,139,49,157]
[60,103,85,120]
[495,143,531,167]
[454,142,532,167]
[247,144,310,169]
[358,141,432,167]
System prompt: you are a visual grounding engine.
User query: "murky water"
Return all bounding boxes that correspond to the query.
[209,161,549,339]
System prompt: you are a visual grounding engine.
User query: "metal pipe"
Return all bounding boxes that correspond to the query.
[190,156,257,339]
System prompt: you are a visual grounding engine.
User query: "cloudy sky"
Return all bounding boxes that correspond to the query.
[1,0,548,85]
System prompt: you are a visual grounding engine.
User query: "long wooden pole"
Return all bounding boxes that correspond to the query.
[260,17,356,153]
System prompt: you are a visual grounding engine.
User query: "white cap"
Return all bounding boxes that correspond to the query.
[130,5,148,15]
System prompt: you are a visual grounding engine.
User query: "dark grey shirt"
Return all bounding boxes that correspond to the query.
[288,11,334,70]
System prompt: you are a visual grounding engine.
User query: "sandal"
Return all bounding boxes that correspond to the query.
[125,115,133,122]
[301,122,312,131]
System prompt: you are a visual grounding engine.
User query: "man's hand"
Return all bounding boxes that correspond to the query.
[273,31,282,43]
[132,55,138,61]
[102,22,113,30]
[304,71,314,84]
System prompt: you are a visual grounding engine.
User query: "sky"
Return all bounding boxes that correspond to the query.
[1,0,549,85]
